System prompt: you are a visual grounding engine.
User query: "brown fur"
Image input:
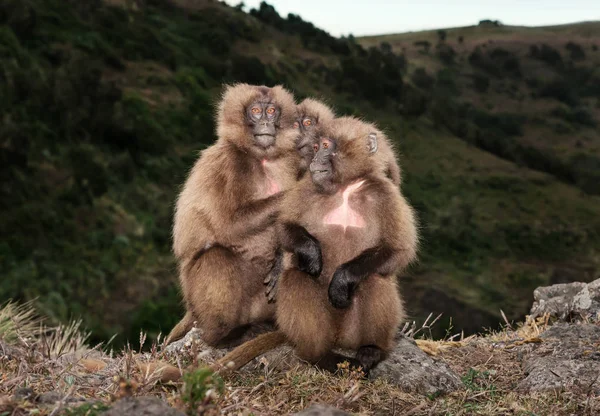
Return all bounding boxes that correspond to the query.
[166,83,300,346]
[296,98,336,124]
[276,117,418,364]
[202,117,419,373]
[333,115,402,187]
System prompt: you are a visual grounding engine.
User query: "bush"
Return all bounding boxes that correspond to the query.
[469,47,520,77]
[565,42,586,61]
[437,30,447,42]
[436,43,456,65]
[414,40,431,53]
[551,106,596,127]
[530,44,563,68]
[411,67,435,89]
[539,79,578,106]
[473,73,490,92]
[398,84,429,117]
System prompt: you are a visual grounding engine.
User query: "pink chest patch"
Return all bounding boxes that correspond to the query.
[262,159,280,196]
[323,180,366,231]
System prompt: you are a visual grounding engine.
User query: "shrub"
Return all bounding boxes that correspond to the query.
[436,43,456,65]
[473,73,490,92]
[565,42,586,61]
[469,47,520,77]
[437,30,447,42]
[539,79,578,106]
[398,84,429,116]
[551,106,596,127]
[412,67,435,89]
[530,44,563,68]
[414,40,431,53]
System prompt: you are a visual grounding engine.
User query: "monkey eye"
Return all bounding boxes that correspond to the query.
[293,121,300,128]
[251,107,261,114]
[303,118,312,127]
[266,107,276,114]
[322,141,329,149]
[313,143,319,152]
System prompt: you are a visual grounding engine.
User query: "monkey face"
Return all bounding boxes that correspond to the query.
[309,128,379,192]
[246,101,281,149]
[293,115,318,163]
[310,137,336,188]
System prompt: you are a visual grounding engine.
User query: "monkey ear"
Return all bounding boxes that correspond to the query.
[367,133,378,154]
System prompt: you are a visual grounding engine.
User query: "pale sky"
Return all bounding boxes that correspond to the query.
[224,0,600,37]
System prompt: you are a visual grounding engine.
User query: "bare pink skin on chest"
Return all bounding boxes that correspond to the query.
[261,159,281,196]
[323,180,366,231]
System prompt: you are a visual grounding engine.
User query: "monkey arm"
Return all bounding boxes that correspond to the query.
[279,222,322,277]
[222,193,284,242]
[328,244,400,309]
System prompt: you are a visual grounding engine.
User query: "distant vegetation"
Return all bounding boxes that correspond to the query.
[1,0,599,345]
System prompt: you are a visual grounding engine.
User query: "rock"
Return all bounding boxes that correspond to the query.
[163,323,294,371]
[530,278,600,321]
[293,404,351,415]
[101,396,185,416]
[517,323,600,393]
[12,388,34,402]
[164,328,227,363]
[369,336,462,395]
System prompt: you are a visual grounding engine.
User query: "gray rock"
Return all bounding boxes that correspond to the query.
[163,324,295,371]
[517,323,600,393]
[530,278,600,320]
[101,396,185,416]
[12,387,34,402]
[293,404,351,416]
[369,336,462,395]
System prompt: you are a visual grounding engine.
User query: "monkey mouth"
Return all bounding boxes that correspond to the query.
[254,134,276,148]
[311,169,330,177]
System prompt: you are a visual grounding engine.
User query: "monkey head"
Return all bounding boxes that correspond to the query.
[216,83,297,159]
[309,119,380,193]
[292,98,336,167]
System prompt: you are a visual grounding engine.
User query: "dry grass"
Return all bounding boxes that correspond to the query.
[1,303,598,415]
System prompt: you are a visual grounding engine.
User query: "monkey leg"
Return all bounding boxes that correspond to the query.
[182,246,274,347]
[276,269,335,364]
[337,275,404,368]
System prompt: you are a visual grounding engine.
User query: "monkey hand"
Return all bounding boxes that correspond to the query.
[295,236,322,278]
[328,265,360,309]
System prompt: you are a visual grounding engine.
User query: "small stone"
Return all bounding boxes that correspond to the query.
[12,388,34,402]
[293,404,352,415]
[369,336,462,395]
[101,396,185,416]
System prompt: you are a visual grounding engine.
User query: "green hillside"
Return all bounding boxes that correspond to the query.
[1,0,599,346]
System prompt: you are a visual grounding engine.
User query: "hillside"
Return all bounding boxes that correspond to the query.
[1,0,599,348]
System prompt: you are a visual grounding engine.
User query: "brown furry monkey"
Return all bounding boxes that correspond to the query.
[166,83,300,346]
[227,117,419,373]
[264,113,404,302]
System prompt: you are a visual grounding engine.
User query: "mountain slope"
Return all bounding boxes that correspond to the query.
[1,1,599,344]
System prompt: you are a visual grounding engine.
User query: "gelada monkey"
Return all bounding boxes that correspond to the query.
[166,83,299,347]
[226,117,419,373]
[264,112,404,302]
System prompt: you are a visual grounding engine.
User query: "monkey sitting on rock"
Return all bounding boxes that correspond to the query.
[215,116,419,374]
[166,83,300,347]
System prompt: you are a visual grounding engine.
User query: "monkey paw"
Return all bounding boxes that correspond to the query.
[296,237,322,277]
[328,266,358,309]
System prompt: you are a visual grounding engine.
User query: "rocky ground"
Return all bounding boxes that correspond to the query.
[1,279,599,415]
